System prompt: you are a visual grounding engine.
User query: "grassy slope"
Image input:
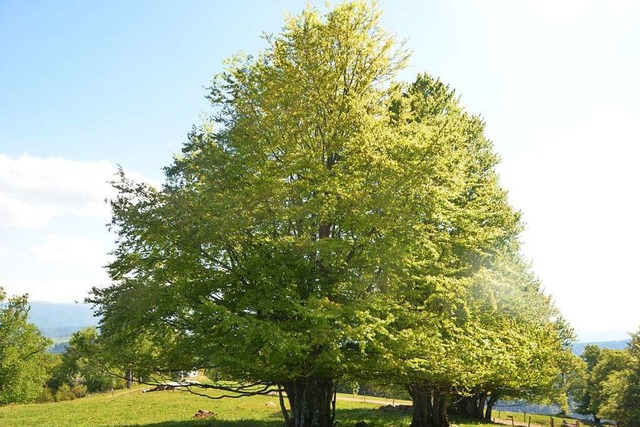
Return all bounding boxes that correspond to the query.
[1,385,598,427]
[0,387,420,427]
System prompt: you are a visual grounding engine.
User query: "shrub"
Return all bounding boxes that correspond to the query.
[36,387,55,403]
[71,384,88,398]
[55,384,76,402]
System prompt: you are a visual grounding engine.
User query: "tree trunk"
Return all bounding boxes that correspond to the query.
[432,392,450,427]
[465,397,476,417]
[477,393,487,419]
[485,393,498,421]
[282,378,335,427]
[126,369,134,388]
[450,395,467,416]
[408,384,450,427]
[468,395,483,419]
[409,385,433,427]
[456,393,486,419]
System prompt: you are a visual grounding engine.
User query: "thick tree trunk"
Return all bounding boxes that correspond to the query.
[409,385,433,427]
[465,397,476,417]
[455,393,486,419]
[432,392,450,427]
[408,384,450,427]
[485,393,498,421]
[463,395,483,419]
[282,378,335,427]
[449,395,464,416]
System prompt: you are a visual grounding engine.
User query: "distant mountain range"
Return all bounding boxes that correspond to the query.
[572,340,629,355]
[28,301,99,338]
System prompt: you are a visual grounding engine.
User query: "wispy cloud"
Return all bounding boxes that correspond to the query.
[30,234,106,263]
[0,154,157,301]
[0,154,113,228]
[0,154,156,229]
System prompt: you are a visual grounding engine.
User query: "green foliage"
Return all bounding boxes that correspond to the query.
[479,256,572,396]
[599,329,640,427]
[0,288,52,404]
[36,387,54,403]
[577,345,628,421]
[87,2,572,427]
[552,351,587,415]
[472,255,577,404]
[92,0,413,385]
[51,328,126,394]
[54,383,76,402]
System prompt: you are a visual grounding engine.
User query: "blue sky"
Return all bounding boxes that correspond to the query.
[1,0,639,341]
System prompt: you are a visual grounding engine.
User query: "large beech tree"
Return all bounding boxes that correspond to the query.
[90,3,546,427]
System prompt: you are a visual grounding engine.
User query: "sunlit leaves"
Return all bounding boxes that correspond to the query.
[0,289,52,404]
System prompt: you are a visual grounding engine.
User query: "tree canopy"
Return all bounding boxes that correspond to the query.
[90,3,572,427]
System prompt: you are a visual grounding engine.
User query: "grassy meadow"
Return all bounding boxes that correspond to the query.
[1,384,596,427]
[0,387,418,427]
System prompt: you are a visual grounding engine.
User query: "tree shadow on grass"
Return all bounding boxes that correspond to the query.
[126,408,503,427]
[335,407,412,426]
[448,416,495,426]
[126,407,412,427]
[126,420,282,427]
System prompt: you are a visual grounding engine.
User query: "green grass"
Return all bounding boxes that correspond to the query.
[492,410,596,427]
[0,387,506,427]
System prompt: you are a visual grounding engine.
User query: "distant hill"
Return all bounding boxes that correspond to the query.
[28,301,99,338]
[572,340,629,355]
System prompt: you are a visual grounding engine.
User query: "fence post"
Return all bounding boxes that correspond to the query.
[528,416,532,427]
[551,417,555,427]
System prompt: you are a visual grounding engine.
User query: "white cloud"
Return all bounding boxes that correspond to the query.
[0,154,157,229]
[0,234,112,302]
[0,154,158,301]
[30,234,107,263]
[439,0,640,332]
[498,108,640,331]
[0,154,113,228]
[0,234,110,302]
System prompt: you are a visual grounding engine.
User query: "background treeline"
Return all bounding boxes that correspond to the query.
[574,340,640,425]
[0,294,128,404]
